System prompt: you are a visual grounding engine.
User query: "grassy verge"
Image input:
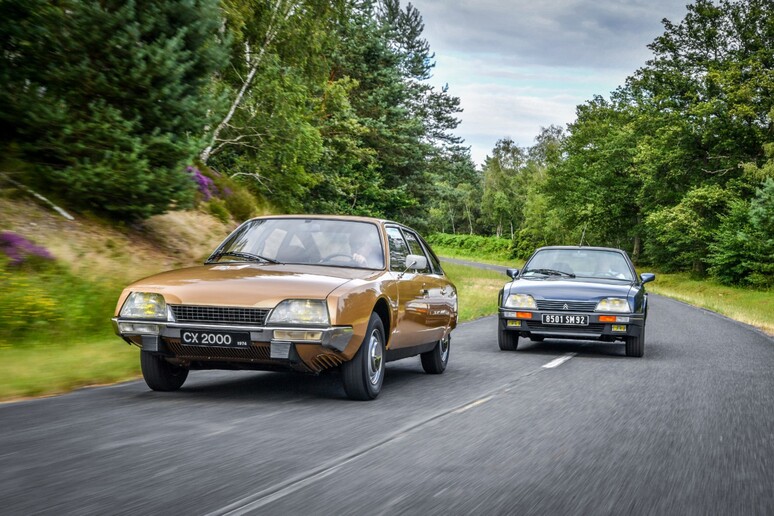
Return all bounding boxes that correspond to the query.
[442,262,506,322]
[647,272,773,335]
[0,337,139,401]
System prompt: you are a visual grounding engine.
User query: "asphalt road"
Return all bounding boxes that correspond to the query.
[1,296,773,515]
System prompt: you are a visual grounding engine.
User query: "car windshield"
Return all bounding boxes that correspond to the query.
[207,218,385,270]
[523,249,634,281]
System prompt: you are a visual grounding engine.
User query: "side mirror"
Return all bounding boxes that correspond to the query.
[404,254,428,272]
[640,273,655,284]
[506,268,520,279]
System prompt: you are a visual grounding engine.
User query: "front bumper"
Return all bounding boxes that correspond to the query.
[112,317,354,372]
[498,309,644,340]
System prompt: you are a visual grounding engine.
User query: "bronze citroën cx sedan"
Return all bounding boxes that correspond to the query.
[112,216,457,400]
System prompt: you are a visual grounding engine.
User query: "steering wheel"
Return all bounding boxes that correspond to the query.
[319,253,357,264]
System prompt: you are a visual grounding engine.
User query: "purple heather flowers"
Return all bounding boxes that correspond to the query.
[0,232,54,265]
[187,166,218,201]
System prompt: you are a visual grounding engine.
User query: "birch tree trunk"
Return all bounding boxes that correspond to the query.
[199,1,295,164]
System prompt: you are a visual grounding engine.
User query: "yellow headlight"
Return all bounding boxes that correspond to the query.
[267,299,330,325]
[120,292,167,319]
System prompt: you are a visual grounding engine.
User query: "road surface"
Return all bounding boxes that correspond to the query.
[1,295,772,514]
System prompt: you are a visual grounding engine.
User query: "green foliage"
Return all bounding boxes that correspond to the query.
[707,179,774,287]
[427,233,514,260]
[645,185,731,272]
[0,0,227,219]
[197,166,258,222]
[0,257,118,346]
[490,0,774,280]
[206,198,231,224]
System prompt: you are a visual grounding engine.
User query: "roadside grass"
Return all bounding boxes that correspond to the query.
[442,262,507,322]
[647,272,773,336]
[0,336,139,401]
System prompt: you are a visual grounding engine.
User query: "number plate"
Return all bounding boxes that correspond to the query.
[181,330,251,347]
[541,314,589,326]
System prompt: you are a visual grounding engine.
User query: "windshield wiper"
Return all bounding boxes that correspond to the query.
[524,268,576,278]
[206,251,279,264]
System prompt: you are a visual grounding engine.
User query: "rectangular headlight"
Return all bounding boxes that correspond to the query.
[504,294,537,309]
[267,299,330,325]
[120,292,167,320]
[595,298,630,313]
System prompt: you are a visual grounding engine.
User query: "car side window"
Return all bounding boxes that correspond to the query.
[418,236,443,275]
[401,230,431,273]
[386,226,410,272]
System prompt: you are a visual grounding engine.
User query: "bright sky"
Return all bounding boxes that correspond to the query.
[409,0,689,166]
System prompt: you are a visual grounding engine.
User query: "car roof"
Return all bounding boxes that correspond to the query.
[247,214,396,225]
[534,246,627,254]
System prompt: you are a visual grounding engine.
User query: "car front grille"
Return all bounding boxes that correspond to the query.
[169,305,270,326]
[536,300,598,312]
[526,322,606,334]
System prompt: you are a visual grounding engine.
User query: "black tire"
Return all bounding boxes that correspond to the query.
[421,335,450,374]
[140,352,189,391]
[498,328,519,351]
[342,313,385,400]
[531,335,545,342]
[625,328,645,357]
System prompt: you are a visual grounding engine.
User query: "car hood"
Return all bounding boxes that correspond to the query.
[119,263,380,309]
[506,277,633,302]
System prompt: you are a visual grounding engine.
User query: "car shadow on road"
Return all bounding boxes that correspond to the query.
[141,370,350,402]
[516,339,628,359]
[136,360,436,403]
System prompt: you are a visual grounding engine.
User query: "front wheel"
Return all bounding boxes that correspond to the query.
[625,328,645,357]
[140,352,189,391]
[498,328,519,351]
[421,335,450,374]
[342,313,385,400]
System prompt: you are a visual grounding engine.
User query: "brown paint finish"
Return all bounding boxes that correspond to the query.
[113,215,457,375]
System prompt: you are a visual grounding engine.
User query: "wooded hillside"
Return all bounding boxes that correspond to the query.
[1,0,771,286]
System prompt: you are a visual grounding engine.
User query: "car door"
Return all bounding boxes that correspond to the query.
[385,226,428,349]
[401,228,449,343]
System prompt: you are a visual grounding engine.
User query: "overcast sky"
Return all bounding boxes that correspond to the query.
[408,0,690,166]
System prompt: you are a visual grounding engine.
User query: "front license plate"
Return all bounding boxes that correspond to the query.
[541,314,589,326]
[181,330,251,347]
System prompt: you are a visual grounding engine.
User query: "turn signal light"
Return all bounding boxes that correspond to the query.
[515,312,532,319]
[599,315,617,323]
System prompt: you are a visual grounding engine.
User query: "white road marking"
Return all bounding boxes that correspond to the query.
[454,396,493,414]
[542,353,576,369]
[207,355,567,515]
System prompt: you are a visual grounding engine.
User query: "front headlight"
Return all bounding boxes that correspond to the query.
[595,298,630,313]
[503,293,537,309]
[120,292,167,319]
[267,299,330,325]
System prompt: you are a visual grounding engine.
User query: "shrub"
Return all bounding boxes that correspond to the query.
[0,232,55,266]
[427,233,514,260]
[207,198,231,224]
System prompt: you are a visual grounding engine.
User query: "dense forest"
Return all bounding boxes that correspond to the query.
[0,0,771,286]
